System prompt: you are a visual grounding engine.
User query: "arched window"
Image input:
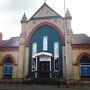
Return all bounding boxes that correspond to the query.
[3,57,13,79]
[80,55,90,78]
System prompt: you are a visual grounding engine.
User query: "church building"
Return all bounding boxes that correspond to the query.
[0,3,90,84]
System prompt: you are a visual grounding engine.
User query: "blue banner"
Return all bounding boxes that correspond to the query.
[80,66,90,76]
[4,67,12,75]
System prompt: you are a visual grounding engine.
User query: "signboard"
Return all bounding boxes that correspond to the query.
[4,66,12,75]
[80,65,90,76]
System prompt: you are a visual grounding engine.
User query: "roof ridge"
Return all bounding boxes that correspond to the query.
[28,3,63,22]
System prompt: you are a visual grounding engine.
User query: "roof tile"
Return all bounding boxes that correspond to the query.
[0,37,20,48]
[72,34,90,44]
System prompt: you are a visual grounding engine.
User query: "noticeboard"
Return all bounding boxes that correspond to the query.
[80,65,90,76]
[4,66,12,75]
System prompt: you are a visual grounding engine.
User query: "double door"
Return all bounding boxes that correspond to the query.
[39,61,50,78]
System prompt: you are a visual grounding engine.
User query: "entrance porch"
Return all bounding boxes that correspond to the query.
[32,52,52,78]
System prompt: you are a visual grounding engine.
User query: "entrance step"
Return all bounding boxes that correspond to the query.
[24,78,58,85]
[24,78,67,86]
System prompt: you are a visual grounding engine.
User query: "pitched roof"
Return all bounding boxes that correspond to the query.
[0,37,20,48]
[72,34,90,44]
[28,3,63,21]
[0,34,90,48]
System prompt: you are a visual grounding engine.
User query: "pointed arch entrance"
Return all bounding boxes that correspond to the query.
[28,23,63,78]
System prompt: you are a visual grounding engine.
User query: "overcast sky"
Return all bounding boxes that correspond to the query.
[0,0,90,40]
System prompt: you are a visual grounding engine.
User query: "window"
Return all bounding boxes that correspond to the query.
[55,58,58,70]
[32,58,36,71]
[54,42,59,71]
[54,42,59,58]
[32,43,37,56]
[43,36,48,51]
[32,43,37,71]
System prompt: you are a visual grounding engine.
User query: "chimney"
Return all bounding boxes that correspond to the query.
[0,32,3,45]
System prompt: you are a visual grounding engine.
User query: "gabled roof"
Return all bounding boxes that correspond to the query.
[0,37,20,48]
[72,34,90,44]
[28,3,63,21]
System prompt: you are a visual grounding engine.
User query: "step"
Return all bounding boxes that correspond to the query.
[24,78,66,85]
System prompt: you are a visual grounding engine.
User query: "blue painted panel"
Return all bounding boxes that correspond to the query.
[80,66,90,76]
[29,25,63,75]
[4,67,12,75]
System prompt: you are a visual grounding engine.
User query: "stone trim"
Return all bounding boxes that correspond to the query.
[30,16,61,20]
[0,47,19,51]
[72,44,90,49]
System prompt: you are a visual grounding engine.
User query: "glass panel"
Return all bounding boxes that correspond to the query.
[32,43,37,56]
[43,36,48,51]
[54,42,59,58]
[55,58,58,70]
[32,58,36,71]
[54,42,59,71]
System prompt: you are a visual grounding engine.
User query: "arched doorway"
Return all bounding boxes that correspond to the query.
[2,56,14,79]
[28,24,63,78]
[79,54,90,79]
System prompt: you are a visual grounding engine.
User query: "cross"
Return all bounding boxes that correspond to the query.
[44,0,46,3]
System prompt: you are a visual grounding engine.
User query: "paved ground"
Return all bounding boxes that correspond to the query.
[0,84,90,90]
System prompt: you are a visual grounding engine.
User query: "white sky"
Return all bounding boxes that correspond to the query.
[0,0,90,40]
